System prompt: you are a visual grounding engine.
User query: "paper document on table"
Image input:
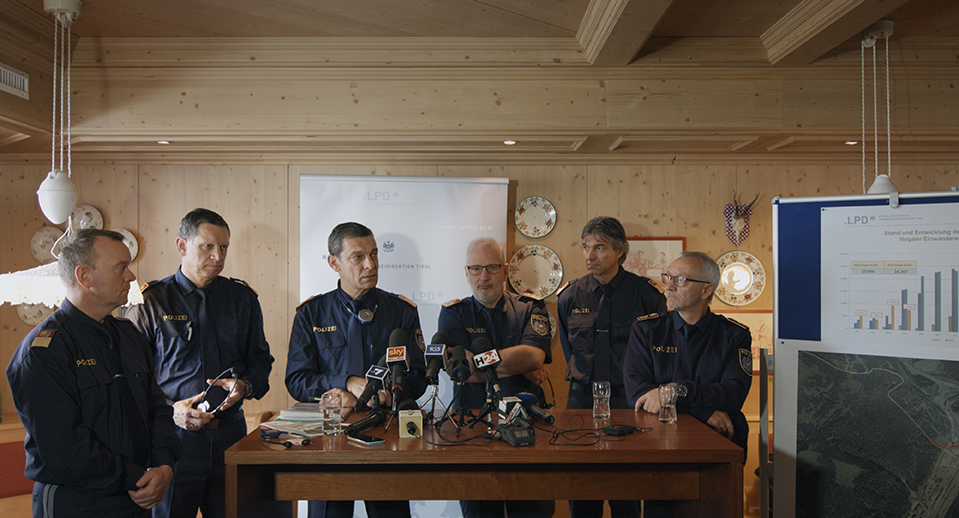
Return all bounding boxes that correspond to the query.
[260,420,326,437]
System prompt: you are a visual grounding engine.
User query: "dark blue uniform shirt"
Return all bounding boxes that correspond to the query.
[437,292,553,408]
[126,268,274,409]
[558,266,666,406]
[6,299,181,496]
[286,284,426,403]
[624,310,753,452]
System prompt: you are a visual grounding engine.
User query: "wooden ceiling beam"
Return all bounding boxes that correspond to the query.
[578,0,676,66]
[761,0,911,66]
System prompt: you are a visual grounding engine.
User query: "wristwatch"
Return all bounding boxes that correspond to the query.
[240,378,254,399]
[674,383,688,400]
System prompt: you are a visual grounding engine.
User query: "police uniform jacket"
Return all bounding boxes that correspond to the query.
[437,292,553,408]
[6,299,181,496]
[624,310,753,452]
[126,268,274,408]
[558,266,666,397]
[286,284,426,403]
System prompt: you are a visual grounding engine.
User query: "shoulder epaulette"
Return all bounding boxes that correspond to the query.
[442,298,462,308]
[397,293,417,308]
[139,282,151,293]
[230,277,258,297]
[648,278,659,288]
[636,312,662,323]
[725,316,749,330]
[555,281,571,296]
[295,295,318,311]
[31,320,60,348]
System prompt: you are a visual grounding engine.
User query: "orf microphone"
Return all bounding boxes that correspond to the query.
[448,345,471,384]
[343,408,388,436]
[354,354,389,413]
[424,331,449,384]
[471,337,503,400]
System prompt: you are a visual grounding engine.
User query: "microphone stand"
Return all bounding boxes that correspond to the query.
[463,378,498,430]
[420,382,451,429]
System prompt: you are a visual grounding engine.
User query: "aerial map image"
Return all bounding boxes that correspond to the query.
[796,350,959,517]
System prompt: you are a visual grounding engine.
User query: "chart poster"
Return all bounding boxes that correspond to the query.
[821,204,959,347]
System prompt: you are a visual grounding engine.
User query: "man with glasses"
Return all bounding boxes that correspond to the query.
[557,216,666,518]
[625,250,752,449]
[438,237,553,518]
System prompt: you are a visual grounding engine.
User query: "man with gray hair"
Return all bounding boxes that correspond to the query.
[7,229,180,517]
[624,252,752,516]
[557,216,666,518]
[438,237,554,518]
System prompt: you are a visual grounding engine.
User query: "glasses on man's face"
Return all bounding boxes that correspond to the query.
[467,264,504,276]
[661,273,710,288]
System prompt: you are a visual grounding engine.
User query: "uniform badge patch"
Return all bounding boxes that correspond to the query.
[531,314,549,336]
[739,348,753,374]
[415,329,426,351]
[31,330,55,348]
[442,298,461,308]
[398,294,418,308]
[636,313,660,322]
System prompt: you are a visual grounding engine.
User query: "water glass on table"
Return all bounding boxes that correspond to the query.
[321,392,342,435]
[658,384,678,424]
[592,381,611,420]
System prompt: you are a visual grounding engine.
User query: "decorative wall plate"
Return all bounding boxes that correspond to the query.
[31,227,64,264]
[71,204,103,229]
[17,303,55,325]
[715,250,765,306]
[508,244,563,299]
[514,196,556,238]
[112,228,139,261]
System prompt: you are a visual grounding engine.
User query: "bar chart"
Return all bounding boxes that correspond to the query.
[847,260,958,333]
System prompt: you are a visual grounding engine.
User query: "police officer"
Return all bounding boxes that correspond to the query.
[126,208,274,518]
[286,222,425,518]
[437,237,553,518]
[7,229,181,518]
[624,251,752,518]
[557,216,666,518]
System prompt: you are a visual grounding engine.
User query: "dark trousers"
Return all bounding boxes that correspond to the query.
[460,499,555,518]
[33,482,146,518]
[153,414,246,518]
[307,500,411,518]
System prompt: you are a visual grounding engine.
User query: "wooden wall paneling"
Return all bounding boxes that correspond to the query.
[606,72,785,130]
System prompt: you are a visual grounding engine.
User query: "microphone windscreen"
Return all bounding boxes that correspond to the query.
[397,398,420,411]
[471,336,493,353]
[389,328,407,348]
[430,330,449,345]
[515,392,539,406]
[449,345,471,383]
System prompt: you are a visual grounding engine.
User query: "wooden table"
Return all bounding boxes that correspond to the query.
[225,409,744,518]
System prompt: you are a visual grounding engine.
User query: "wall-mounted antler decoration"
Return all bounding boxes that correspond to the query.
[723,192,760,246]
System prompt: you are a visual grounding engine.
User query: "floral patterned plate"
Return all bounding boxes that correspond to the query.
[715,250,765,306]
[514,196,556,238]
[508,244,563,299]
[71,204,103,230]
[31,227,64,264]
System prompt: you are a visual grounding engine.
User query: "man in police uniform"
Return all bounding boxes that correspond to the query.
[127,208,274,518]
[624,251,752,517]
[7,229,181,518]
[286,221,425,518]
[437,237,553,518]
[557,216,666,518]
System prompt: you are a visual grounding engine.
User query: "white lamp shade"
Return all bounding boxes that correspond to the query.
[866,174,899,194]
[37,169,78,224]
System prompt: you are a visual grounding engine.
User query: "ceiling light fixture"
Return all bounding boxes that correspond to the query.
[860,20,898,195]
[157,140,170,144]
[503,140,516,146]
[36,0,81,224]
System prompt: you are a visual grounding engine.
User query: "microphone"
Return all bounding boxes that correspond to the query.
[353,354,390,413]
[448,345,471,384]
[424,331,449,384]
[386,329,409,412]
[471,337,503,401]
[515,392,556,425]
[343,408,388,436]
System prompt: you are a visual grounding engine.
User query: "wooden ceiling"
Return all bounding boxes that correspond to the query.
[2,0,957,162]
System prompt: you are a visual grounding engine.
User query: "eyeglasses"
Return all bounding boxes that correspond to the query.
[467,264,504,275]
[661,273,710,288]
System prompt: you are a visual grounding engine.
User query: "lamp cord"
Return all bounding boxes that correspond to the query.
[861,43,865,194]
[872,44,878,184]
[51,12,58,174]
[885,37,891,180]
